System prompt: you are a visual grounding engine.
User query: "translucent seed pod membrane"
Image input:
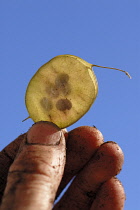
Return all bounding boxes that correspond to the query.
[25,55,98,128]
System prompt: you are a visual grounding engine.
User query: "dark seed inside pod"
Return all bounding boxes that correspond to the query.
[46,84,60,98]
[55,73,69,85]
[40,97,53,111]
[56,98,72,111]
[55,73,71,95]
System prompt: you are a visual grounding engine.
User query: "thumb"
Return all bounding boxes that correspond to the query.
[1,121,66,210]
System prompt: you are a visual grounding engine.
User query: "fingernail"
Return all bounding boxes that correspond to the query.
[26,121,62,145]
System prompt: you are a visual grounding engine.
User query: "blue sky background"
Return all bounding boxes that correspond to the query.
[0,1,139,209]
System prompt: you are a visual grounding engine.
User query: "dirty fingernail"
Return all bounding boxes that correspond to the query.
[27,121,62,145]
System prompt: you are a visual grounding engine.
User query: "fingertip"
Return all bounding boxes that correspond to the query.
[93,141,124,179]
[27,121,62,146]
[101,141,124,169]
[90,177,125,210]
[68,126,104,151]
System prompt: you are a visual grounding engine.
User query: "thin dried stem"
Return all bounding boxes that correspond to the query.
[92,64,131,79]
[22,116,30,122]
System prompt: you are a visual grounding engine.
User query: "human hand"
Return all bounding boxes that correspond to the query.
[0,122,125,210]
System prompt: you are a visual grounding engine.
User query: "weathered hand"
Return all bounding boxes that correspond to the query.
[0,122,125,210]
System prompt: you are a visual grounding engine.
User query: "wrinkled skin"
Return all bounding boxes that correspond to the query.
[0,122,125,210]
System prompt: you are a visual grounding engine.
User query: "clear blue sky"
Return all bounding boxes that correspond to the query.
[0,1,139,209]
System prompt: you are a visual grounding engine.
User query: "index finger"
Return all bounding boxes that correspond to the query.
[56,126,104,198]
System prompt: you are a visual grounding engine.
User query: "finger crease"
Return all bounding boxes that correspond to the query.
[8,170,48,177]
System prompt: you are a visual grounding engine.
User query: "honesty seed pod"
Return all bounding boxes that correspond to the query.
[24,54,131,128]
